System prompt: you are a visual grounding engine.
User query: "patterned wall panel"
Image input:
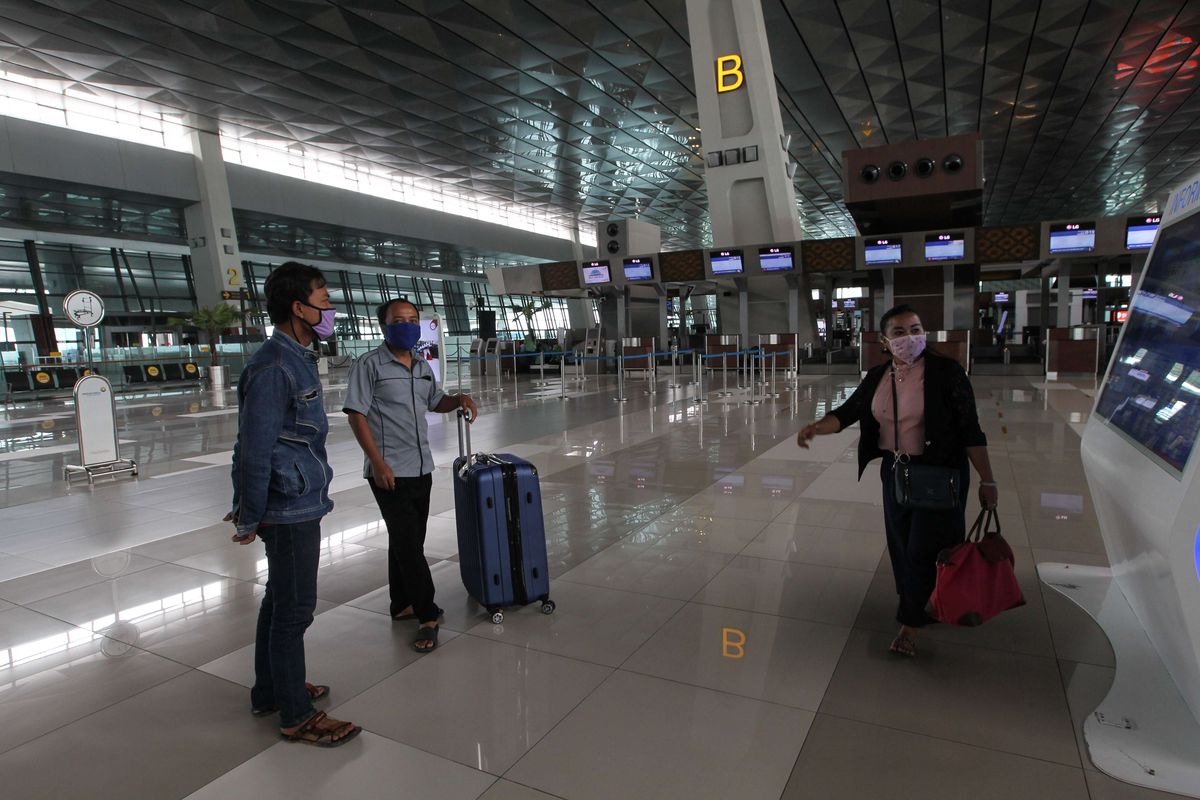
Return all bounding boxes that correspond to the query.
[539,260,580,291]
[801,238,855,272]
[659,249,706,282]
[975,225,1040,264]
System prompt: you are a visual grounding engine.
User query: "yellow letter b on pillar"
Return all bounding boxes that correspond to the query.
[722,627,746,659]
[716,55,744,93]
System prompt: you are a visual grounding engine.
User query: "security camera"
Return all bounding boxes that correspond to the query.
[887,160,907,180]
[916,157,935,177]
[943,153,964,173]
[860,164,880,183]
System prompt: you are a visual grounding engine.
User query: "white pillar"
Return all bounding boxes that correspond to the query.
[184,128,243,308]
[687,0,803,246]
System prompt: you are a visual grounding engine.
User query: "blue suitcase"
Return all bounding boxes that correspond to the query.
[453,412,555,624]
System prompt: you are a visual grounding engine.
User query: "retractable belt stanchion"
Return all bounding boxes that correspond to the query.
[769,351,780,399]
[614,351,628,402]
[720,351,731,397]
[745,351,762,405]
[559,356,568,401]
[668,345,680,389]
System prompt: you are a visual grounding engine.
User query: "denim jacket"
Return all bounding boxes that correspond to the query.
[231,331,334,535]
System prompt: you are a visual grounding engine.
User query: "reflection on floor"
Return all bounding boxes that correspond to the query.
[0,370,1187,799]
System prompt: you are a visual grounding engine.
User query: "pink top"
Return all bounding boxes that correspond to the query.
[873,358,926,455]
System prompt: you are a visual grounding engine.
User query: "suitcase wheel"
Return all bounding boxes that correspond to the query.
[490,611,504,625]
[540,600,556,615]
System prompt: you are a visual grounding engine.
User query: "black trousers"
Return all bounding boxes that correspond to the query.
[369,474,437,623]
[879,455,970,628]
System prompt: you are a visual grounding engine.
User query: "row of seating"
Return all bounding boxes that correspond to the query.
[3,362,201,397]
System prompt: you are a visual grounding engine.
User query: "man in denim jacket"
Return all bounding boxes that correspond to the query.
[229,261,360,748]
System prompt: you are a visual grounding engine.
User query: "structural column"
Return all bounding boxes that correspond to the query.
[183,127,244,308]
[686,0,803,246]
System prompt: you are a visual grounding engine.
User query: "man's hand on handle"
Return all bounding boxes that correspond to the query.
[459,394,479,423]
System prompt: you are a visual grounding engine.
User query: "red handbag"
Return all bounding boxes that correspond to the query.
[927,508,1026,626]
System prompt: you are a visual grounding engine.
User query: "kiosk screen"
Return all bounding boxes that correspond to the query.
[1096,212,1200,474]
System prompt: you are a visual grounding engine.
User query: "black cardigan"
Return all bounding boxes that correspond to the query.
[829,350,988,479]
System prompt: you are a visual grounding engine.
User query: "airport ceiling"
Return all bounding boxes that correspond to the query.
[1,1,1198,251]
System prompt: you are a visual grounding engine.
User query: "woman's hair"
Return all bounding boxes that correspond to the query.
[265,261,326,324]
[376,298,421,327]
[879,304,921,334]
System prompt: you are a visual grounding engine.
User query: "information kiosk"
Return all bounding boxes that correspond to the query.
[1040,170,1200,796]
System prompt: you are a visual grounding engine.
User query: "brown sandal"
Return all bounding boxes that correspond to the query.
[280,711,361,748]
[251,682,330,716]
[889,635,916,657]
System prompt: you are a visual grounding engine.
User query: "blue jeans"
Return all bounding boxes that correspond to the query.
[251,519,321,728]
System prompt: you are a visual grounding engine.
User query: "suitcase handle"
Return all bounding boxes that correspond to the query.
[457,408,472,458]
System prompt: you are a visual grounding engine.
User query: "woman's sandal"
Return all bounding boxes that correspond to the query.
[281,711,361,748]
[412,624,439,653]
[889,636,916,657]
[251,682,330,717]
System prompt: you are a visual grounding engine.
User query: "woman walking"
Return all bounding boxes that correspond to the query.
[796,305,998,657]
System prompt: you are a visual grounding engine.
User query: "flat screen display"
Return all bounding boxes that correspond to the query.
[582,261,611,285]
[1049,222,1096,254]
[864,237,902,265]
[622,257,653,282]
[710,249,744,276]
[1082,288,1098,299]
[925,232,965,262]
[758,246,795,272]
[1096,210,1200,475]
[995,292,1010,303]
[1126,215,1161,250]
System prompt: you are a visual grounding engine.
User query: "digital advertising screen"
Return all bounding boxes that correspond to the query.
[622,257,654,282]
[710,249,744,276]
[1096,211,1200,475]
[1049,221,1096,254]
[864,237,902,265]
[924,232,965,262]
[758,246,795,272]
[1126,215,1161,250]
[582,261,611,285]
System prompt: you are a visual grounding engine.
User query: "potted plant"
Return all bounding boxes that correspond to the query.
[169,304,240,389]
[510,298,551,354]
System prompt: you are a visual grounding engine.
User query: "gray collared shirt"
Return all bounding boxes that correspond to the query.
[343,343,445,478]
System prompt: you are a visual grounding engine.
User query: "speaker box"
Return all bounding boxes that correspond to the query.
[597,218,662,258]
[842,133,983,234]
[477,310,496,340]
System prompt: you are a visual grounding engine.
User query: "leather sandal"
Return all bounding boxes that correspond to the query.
[889,635,916,657]
[412,624,439,653]
[281,710,361,748]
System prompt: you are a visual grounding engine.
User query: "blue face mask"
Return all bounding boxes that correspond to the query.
[384,321,421,351]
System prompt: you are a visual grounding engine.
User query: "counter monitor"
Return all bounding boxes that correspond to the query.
[758,246,795,272]
[582,261,611,285]
[622,257,654,282]
[1126,215,1161,250]
[864,237,903,265]
[924,232,965,262]
[710,249,744,276]
[1049,221,1096,254]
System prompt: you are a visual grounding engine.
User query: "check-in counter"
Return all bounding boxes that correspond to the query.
[620,337,655,373]
[705,334,740,370]
[1046,326,1101,378]
[759,333,795,370]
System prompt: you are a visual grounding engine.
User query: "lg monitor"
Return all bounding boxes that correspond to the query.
[925,232,965,262]
[710,249,744,276]
[581,261,611,285]
[1126,215,1161,250]
[1049,221,1096,254]
[864,237,903,265]
[622,257,654,282]
[758,246,795,272]
[995,292,1010,303]
[1082,288,1098,299]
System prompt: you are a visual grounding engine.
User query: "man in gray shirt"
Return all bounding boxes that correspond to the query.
[343,299,478,653]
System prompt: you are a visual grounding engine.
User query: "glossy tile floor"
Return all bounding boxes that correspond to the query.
[0,368,1188,799]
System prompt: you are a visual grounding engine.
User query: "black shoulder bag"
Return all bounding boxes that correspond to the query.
[889,366,961,510]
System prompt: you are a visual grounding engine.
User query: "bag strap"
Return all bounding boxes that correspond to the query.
[966,507,1002,542]
[890,367,907,465]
